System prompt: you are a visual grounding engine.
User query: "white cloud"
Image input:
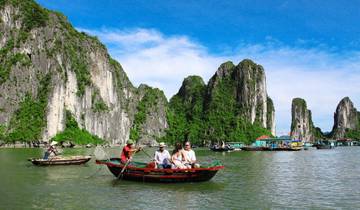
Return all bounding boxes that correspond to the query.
[78,27,360,135]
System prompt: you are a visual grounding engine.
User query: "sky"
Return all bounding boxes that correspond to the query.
[36,0,360,135]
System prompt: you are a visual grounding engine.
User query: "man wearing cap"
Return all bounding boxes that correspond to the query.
[154,142,171,169]
[120,140,141,164]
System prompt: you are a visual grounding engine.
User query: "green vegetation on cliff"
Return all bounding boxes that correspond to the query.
[344,111,360,140]
[6,74,51,142]
[130,86,166,141]
[162,76,206,145]
[91,90,109,112]
[204,73,271,145]
[0,0,49,32]
[162,64,273,146]
[52,110,104,145]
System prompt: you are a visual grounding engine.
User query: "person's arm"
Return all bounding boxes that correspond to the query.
[191,151,196,163]
[165,151,171,161]
[154,151,160,164]
[171,154,176,163]
[181,150,188,162]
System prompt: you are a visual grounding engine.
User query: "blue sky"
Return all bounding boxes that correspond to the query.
[36,0,360,135]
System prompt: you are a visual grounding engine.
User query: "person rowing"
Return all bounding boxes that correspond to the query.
[43,141,58,160]
[120,140,142,165]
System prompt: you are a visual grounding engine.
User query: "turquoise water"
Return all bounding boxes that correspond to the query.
[1,147,360,209]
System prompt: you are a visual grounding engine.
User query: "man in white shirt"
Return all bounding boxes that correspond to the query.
[154,142,171,169]
[183,141,199,168]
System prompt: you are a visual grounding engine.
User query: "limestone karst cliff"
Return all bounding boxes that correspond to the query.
[331,97,360,139]
[0,0,166,145]
[290,98,323,142]
[163,60,276,145]
[0,0,276,146]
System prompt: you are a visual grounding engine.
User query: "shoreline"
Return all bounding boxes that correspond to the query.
[0,143,120,149]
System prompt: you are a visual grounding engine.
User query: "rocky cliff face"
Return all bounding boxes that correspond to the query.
[164,60,275,145]
[0,0,166,145]
[290,98,320,142]
[331,97,360,139]
[164,76,206,144]
[131,85,168,146]
[267,97,276,135]
[206,60,275,135]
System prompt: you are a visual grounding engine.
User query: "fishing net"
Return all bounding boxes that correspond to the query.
[94,145,110,161]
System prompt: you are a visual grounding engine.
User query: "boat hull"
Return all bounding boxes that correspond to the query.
[272,147,302,151]
[241,147,271,151]
[96,158,224,183]
[210,147,234,152]
[28,156,91,166]
[315,145,334,149]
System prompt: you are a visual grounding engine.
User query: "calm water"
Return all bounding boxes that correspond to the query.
[1,147,360,209]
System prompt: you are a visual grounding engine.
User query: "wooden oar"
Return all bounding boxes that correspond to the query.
[112,150,139,186]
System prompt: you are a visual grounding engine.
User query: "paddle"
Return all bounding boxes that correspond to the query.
[112,148,140,186]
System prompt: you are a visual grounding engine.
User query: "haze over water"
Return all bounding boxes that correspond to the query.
[1,147,360,209]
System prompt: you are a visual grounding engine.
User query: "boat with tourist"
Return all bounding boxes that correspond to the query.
[96,158,224,183]
[28,155,92,166]
[210,144,235,152]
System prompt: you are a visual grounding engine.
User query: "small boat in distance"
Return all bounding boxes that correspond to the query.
[210,144,235,152]
[96,158,224,183]
[314,140,335,149]
[240,146,271,151]
[28,155,92,166]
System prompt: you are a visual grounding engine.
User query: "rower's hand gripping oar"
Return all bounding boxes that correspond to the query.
[113,148,141,186]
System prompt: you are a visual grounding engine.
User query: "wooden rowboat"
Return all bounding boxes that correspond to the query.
[28,155,92,166]
[96,158,224,183]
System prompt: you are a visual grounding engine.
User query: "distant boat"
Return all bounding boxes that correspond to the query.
[272,147,302,151]
[314,140,335,149]
[303,142,313,150]
[210,145,235,152]
[28,155,91,166]
[315,144,334,149]
[240,146,271,151]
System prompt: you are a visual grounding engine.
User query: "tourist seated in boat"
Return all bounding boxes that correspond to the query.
[43,141,58,160]
[183,141,199,168]
[120,140,142,164]
[154,142,171,169]
[171,142,189,169]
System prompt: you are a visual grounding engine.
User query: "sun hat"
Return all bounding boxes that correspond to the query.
[50,141,58,146]
[159,142,166,147]
[126,139,134,145]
